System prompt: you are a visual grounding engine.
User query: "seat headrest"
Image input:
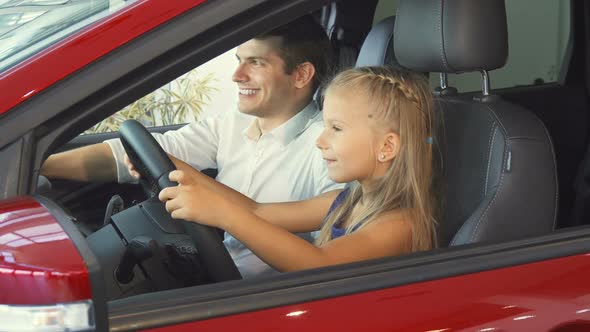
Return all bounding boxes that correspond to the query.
[393,0,508,73]
[356,16,402,68]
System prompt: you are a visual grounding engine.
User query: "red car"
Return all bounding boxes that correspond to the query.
[1,0,590,331]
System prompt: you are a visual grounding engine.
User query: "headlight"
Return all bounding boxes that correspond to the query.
[0,300,94,332]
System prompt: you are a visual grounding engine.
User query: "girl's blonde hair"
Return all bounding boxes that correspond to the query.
[316,66,437,251]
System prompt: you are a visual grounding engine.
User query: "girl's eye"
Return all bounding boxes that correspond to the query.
[332,125,341,132]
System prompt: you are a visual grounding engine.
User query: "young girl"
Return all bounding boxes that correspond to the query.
[155,66,437,273]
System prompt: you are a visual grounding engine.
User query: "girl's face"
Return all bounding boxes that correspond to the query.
[316,87,391,186]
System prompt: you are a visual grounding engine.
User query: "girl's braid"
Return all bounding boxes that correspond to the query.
[374,72,432,136]
[375,73,421,109]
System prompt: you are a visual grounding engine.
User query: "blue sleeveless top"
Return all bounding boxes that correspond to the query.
[325,188,362,240]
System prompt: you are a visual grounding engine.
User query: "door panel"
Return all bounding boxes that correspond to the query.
[144,254,590,331]
[107,227,590,331]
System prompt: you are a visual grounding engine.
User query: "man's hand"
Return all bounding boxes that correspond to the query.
[124,153,195,180]
[123,154,141,179]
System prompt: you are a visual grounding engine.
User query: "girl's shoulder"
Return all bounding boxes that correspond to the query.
[366,208,413,230]
[350,209,414,255]
[381,207,412,220]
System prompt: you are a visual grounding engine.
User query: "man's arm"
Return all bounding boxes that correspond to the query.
[41,143,117,182]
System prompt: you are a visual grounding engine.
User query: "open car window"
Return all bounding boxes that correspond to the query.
[84,48,238,134]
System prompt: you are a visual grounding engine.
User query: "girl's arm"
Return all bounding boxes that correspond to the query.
[128,154,341,233]
[159,170,412,272]
[222,208,413,272]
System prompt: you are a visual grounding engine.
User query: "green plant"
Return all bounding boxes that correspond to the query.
[85,69,217,134]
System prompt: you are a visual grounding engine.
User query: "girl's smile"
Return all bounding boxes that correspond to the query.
[323,158,337,167]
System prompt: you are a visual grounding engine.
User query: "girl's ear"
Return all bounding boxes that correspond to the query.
[379,132,400,162]
[293,62,316,89]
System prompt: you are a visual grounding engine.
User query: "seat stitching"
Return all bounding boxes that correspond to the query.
[470,103,509,243]
[538,118,559,229]
[484,125,497,198]
[438,0,449,71]
[471,142,509,242]
[451,123,495,246]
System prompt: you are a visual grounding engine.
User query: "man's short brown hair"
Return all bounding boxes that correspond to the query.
[255,15,333,92]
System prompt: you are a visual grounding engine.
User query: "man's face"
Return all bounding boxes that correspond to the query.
[233,37,297,117]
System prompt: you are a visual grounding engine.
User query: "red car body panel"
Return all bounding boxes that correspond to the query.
[0,0,207,116]
[147,254,590,331]
[0,197,91,305]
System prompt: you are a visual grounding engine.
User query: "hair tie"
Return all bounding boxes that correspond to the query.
[426,137,433,144]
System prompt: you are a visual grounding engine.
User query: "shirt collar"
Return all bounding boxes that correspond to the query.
[243,101,319,147]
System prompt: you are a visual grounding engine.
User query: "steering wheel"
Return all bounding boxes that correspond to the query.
[119,119,241,282]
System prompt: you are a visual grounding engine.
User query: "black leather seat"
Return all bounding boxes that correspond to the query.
[390,0,558,246]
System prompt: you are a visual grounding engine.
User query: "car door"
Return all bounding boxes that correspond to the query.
[109,236,590,331]
[2,0,590,331]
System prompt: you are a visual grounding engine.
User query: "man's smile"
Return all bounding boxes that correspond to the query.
[239,88,260,96]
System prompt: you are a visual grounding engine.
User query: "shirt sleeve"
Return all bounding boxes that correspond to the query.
[104,115,223,183]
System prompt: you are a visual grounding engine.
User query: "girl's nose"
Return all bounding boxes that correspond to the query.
[316,130,328,150]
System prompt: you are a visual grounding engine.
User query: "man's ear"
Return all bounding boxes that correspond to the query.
[293,62,316,89]
[379,132,401,162]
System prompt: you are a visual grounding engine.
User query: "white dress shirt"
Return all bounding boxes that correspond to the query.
[105,101,344,278]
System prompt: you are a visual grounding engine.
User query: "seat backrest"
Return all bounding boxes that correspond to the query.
[393,0,558,246]
[355,16,399,68]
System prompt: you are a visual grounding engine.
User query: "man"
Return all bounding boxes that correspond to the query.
[42,15,344,278]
